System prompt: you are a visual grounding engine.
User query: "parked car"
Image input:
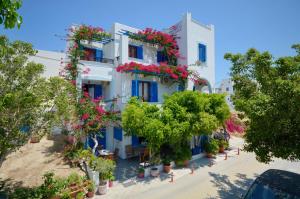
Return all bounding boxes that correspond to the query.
[243,169,300,199]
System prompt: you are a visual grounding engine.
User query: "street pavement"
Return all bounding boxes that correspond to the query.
[96,138,300,199]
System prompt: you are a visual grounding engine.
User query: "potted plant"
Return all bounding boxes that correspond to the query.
[94,157,116,195]
[204,139,219,158]
[30,134,41,143]
[218,139,229,153]
[162,158,171,173]
[150,154,160,177]
[86,182,95,198]
[174,146,192,167]
[76,191,84,199]
[137,167,145,178]
[108,171,115,187]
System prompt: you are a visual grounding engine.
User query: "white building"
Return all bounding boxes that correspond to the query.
[216,78,234,110]
[71,13,215,159]
[29,50,65,78]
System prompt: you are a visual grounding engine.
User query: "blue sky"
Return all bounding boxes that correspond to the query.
[1,0,300,84]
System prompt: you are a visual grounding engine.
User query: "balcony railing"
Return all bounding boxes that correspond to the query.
[80,57,114,64]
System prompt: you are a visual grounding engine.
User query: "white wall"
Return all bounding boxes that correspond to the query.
[29,50,64,78]
[166,13,215,91]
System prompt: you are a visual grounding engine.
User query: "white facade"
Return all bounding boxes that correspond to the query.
[29,50,65,78]
[70,13,216,159]
[216,78,234,110]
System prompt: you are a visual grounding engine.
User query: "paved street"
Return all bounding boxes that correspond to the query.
[97,139,300,199]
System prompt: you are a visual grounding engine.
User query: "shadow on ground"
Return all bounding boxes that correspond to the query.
[0,178,25,199]
[206,172,257,199]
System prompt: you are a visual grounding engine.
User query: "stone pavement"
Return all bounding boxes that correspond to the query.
[94,137,245,199]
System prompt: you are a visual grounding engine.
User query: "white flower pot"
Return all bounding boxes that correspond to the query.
[98,181,108,195]
[150,167,159,177]
[86,165,99,186]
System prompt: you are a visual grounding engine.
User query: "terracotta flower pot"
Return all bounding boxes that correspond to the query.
[30,136,40,143]
[163,164,171,173]
[183,160,189,167]
[138,172,144,178]
[109,180,113,187]
[219,146,225,153]
[66,135,76,144]
[206,153,213,158]
[86,191,94,198]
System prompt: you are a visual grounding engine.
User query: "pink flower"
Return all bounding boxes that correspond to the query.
[81,113,90,120]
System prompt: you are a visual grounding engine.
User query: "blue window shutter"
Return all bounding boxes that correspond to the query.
[98,128,106,149]
[114,127,123,141]
[137,46,143,59]
[95,49,103,62]
[131,80,139,97]
[132,135,139,147]
[94,84,102,99]
[150,82,158,102]
[199,44,206,62]
[178,84,184,91]
[157,51,162,63]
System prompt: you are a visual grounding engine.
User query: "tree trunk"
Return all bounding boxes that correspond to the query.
[91,134,98,155]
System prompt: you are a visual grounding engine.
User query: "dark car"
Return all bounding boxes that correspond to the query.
[243,169,300,199]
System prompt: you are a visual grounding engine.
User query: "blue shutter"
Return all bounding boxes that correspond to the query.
[137,46,143,59]
[132,135,139,147]
[150,82,158,102]
[98,128,106,149]
[198,44,206,62]
[178,83,185,91]
[114,127,123,141]
[131,80,139,97]
[94,84,102,99]
[95,49,103,62]
[157,51,162,63]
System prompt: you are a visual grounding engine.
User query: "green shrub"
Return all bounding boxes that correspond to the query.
[204,139,219,155]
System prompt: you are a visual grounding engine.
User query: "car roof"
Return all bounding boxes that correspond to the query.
[256,169,300,196]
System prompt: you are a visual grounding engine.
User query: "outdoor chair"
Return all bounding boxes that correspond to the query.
[139,148,150,164]
[125,145,134,159]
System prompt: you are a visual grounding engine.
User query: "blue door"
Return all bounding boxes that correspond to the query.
[85,128,107,151]
[132,135,139,147]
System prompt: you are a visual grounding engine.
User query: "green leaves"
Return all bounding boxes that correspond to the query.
[122,91,230,157]
[0,0,23,29]
[226,44,300,163]
[0,36,77,159]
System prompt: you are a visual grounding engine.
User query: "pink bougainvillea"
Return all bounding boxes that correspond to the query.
[116,61,189,81]
[128,28,180,65]
[225,113,246,134]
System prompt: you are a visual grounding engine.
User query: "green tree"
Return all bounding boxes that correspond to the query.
[225,44,300,163]
[0,0,22,29]
[122,91,230,160]
[0,35,76,162]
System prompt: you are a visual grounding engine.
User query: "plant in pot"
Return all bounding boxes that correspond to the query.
[204,139,219,158]
[86,182,95,198]
[76,191,85,199]
[162,157,172,173]
[218,139,229,153]
[150,154,161,177]
[108,171,115,187]
[94,157,116,195]
[137,167,145,178]
[174,145,192,167]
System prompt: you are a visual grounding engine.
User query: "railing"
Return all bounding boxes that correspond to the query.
[80,57,114,64]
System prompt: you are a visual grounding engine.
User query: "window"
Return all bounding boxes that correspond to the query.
[114,127,122,141]
[157,51,168,63]
[139,81,150,102]
[226,87,229,91]
[131,80,158,102]
[198,43,206,63]
[129,45,137,58]
[80,46,103,62]
[129,45,143,59]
